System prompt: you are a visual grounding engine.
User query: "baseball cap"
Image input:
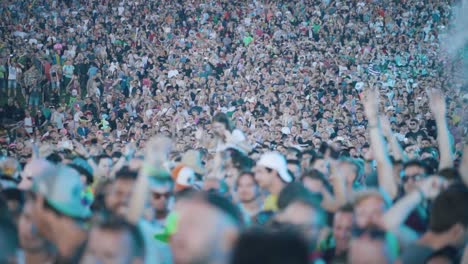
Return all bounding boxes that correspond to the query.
[32,164,92,219]
[171,164,195,191]
[257,152,293,183]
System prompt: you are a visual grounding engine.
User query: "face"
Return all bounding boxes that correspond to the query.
[105,179,135,216]
[253,165,274,189]
[349,237,391,264]
[402,165,425,193]
[236,174,258,203]
[212,122,226,137]
[19,201,48,251]
[98,158,113,177]
[170,199,238,264]
[278,202,323,249]
[150,184,173,213]
[354,196,386,228]
[81,228,136,264]
[333,211,354,252]
[302,177,323,193]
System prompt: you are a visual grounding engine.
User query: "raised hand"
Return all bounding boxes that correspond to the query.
[379,115,393,136]
[417,175,448,200]
[362,86,380,122]
[427,88,446,120]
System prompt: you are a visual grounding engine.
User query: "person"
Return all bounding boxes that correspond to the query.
[254,152,293,211]
[170,191,244,264]
[30,164,92,263]
[0,213,19,263]
[80,215,145,264]
[18,192,55,264]
[235,171,262,224]
[230,227,309,264]
[322,204,354,264]
[401,183,468,264]
[348,228,397,264]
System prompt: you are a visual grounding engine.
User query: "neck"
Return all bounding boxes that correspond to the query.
[241,198,261,213]
[269,180,285,196]
[55,221,87,259]
[419,231,454,250]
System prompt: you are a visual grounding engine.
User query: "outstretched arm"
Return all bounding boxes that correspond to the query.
[362,87,398,199]
[428,89,454,170]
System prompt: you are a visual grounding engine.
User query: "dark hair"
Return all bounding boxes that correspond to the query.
[300,169,332,192]
[115,167,139,181]
[212,112,234,131]
[402,160,428,174]
[96,154,112,164]
[438,167,461,182]
[230,227,309,264]
[93,215,145,260]
[429,184,468,233]
[46,153,63,164]
[277,182,323,213]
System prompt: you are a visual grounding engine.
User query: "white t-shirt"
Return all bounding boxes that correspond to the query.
[8,66,18,80]
[24,117,33,133]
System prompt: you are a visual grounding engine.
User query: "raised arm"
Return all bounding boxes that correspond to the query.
[362,87,398,199]
[381,176,447,231]
[127,136,172,224]
[427,89,454,170]
[380,115,408,162]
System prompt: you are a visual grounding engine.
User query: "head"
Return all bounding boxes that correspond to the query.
[105,168,138,216]
[149,176,174,215]
[230,227,309,264]
[348,228,396,264]
[18,194,50,252]
[171,191,243,264]
[401,160,427,194]
[81,216,145,264]
[300,169,330,194]
[254,152,292,194]
[353,190,390,229]
[338,157,363,187]
[333,204,354,253]
[212,112,233,136]
[235,172,260,204]
[428,183,468,247]
[97,155,113,177]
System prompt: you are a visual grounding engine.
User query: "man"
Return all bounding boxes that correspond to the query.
[104,167,172,264]
[31,164,92,263]
[236,171,262,224]
[18,193,55,263]
[323,205,354,264]
[275,187,327,261]
[80,216,145,264]
[348,228,397,264]
[254,152,293,211]
[149,172,174,230]
[405,119,427,142]
[401,183,468,264]
[96,154,113,178]
[171,191,244,264]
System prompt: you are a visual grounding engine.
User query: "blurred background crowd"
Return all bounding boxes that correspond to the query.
[0,0,467,263]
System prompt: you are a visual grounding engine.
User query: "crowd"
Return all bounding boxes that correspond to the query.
[1,0,468,263]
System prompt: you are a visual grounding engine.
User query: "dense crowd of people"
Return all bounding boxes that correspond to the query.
[0,0,467,263]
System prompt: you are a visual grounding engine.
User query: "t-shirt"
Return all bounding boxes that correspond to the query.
[63,65,75,78]
[401,243,434,264]
[263,194,278,212]
[8,66,18,80]
[137,220,173,264]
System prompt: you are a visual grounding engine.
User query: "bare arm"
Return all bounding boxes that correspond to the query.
[380,115,407,162]
[460,145,468,187]
[363,87,398,199]
[428,89,454,170]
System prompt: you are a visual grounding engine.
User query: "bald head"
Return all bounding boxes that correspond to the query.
[18,159,55,190]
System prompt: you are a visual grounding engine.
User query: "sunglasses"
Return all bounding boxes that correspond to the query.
[152,192,172,200]
[402,174,424,183]
[351,227,387,239]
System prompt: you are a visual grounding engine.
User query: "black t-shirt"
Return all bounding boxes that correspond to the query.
[406,130,427,141]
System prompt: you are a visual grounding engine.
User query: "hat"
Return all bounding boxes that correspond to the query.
[181,150,206,175]
[171,164,195,191]
[281,127,291,135]
[32,164,91,219]
[257,152,292,183]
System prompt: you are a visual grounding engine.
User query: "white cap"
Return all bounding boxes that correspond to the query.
[257,152,292,183]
